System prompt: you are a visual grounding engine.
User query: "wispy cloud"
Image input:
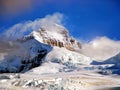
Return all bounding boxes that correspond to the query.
[2,12,64,39]
[81,36,120,60]
[0,12,64,60]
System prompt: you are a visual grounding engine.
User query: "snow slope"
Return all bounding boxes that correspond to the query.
[27,47,92,74]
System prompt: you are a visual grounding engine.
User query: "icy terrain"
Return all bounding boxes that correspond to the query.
[0,23,120,90]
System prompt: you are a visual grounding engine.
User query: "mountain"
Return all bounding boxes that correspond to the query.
[105,52,120,64]
[103,52,120,74]
[90,52,120,75]
[0,24,92,74]
[91,52,120,65]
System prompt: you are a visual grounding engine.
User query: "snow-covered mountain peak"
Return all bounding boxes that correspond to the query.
[20,24,81,51]
[0,24,91,73]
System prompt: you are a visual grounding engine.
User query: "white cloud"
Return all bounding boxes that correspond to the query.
[81,36,120,60]
[3,12,64,39]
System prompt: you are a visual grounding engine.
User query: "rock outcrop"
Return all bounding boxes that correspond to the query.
[32,28,81,51]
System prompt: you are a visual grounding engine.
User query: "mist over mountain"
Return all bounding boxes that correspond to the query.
[1,13,120,61]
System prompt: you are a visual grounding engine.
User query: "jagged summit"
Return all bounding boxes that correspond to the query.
[19,24,81,51]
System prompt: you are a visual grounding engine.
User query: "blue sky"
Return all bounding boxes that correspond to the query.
[0,0,120,41]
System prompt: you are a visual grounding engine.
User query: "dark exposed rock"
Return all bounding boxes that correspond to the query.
[0,75,10,80]
[19,49,48,73]
[40,28,81,50]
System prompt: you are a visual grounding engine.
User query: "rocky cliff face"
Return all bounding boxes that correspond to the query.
[19,26,81,51]
[39,28,81,51]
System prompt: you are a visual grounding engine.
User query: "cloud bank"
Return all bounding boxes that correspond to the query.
[81,37,120,60]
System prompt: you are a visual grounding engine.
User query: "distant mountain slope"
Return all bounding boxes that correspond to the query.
[91,52,120,75]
